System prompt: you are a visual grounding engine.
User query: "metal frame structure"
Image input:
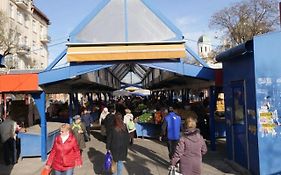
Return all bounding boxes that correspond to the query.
[35,0,219,161]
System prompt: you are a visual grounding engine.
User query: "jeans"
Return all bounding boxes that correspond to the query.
[53,168,74,175]
[113,161,123,175]
[167,140,179,159]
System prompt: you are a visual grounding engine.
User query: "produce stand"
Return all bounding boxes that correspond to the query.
[17,122,62,158]
[135,112,162,138]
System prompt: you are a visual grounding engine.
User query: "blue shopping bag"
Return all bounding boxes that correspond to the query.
[104,151,112,172]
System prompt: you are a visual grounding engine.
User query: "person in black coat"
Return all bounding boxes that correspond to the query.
[106,112,130,175]
[104,104,116,137]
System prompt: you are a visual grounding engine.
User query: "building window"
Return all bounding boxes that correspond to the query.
[32,40,37,54]
[17,11,24,24]
[24,15,29,28]
[17,33,22,45]
[40,44,44,56]
[40,25,43,35]
[200,47,202,53]
[17,11,20,23]
[10,4,15,19]
[205,46,207,52]
[24,36,28,45]
[32,20,37,33]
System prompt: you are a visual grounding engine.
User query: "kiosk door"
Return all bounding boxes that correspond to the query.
[232,81,248,168]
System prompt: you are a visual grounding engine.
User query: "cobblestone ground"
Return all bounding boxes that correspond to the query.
[0,129,239,175]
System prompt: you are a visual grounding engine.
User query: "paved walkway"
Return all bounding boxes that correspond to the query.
[0,129,238,175]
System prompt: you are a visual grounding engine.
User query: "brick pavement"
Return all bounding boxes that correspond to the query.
[0,129,239,175]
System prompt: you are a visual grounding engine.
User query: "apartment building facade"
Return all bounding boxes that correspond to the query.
[0,0,49,70]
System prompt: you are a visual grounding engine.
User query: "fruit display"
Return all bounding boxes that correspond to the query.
[154,111,162,124]
[138,113,153,123]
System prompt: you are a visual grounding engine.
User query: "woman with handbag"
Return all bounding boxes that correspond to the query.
[170,115,207,175]
[45,123,82,175]
[106,112,130,175]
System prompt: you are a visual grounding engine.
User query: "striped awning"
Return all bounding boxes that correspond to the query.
[66,41,186,62]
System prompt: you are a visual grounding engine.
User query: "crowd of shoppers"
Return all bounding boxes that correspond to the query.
[0,95,208,175]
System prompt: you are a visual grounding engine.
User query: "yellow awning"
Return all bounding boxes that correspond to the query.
[67,42,186,62]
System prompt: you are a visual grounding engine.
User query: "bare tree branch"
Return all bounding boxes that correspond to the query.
[209,0,279,53]
[0,10,20,57]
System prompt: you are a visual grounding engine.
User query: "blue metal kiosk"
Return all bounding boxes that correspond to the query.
[217,31,281,175]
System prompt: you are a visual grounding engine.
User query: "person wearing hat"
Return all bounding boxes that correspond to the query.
[71,115,86,151]
[160,106,182,159]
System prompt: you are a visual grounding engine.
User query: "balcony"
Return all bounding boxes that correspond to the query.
[17,45,30,55]
[15,0,29,10]
[40,35,50,43]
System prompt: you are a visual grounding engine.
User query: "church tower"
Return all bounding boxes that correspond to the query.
[197,35,212,59]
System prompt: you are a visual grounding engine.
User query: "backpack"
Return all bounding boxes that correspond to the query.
[127,120,135,131]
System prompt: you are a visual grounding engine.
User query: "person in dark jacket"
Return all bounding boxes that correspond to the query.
[160,107,182,159]
[71,115,86,151]
[106,112,130,175]
[104,104,116,137]
[45,123,82,175]
[171,116,207,175]
[81,107,92,141]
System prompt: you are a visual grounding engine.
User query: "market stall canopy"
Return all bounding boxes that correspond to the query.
[66,41,186,62]
[131,89,151,96]
[113,89,131,96]
[39,0,216,93]
[125,86,140,92]
[0,72,40,93]
[69,0,182,43]
[113,88,151,97]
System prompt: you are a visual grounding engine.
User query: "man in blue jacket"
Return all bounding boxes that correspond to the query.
[160,106,182,159]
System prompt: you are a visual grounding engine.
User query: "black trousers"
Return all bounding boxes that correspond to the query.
[167,140,179,159]
[3,138,17,165]
[129,131,135,145]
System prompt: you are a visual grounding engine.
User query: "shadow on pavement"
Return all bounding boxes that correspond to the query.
[87,147,105,175]
[203,139,237,174]
[124,153,153,175]
[151,137,237,174]
[129,144,169,167]
[91,130,106,144]
[87,143,164,175]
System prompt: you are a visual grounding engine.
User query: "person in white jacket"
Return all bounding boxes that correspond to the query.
[99,107,109,137]
[123,108,135,145]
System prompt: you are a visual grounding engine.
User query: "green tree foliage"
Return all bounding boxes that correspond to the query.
[209,0,279,51]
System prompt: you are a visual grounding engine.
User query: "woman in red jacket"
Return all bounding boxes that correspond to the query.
[45,123,82,175]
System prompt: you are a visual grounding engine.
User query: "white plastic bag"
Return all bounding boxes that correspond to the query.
[168,166,182,175]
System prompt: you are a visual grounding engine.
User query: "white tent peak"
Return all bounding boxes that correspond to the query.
[69,0,182,43]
